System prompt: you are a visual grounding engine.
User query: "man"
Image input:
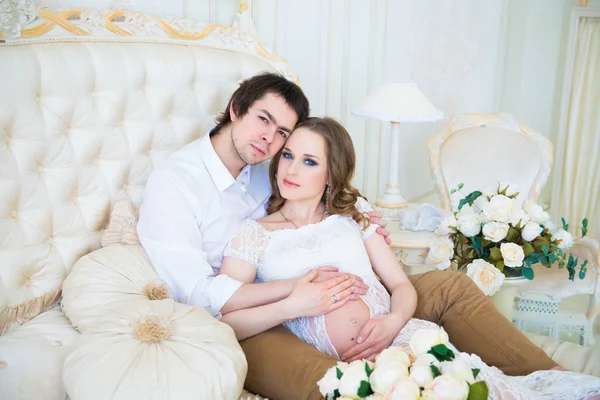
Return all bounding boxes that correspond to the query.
[138,72,558,400]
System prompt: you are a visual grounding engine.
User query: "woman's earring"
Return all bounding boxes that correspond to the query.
[325,184,331,214]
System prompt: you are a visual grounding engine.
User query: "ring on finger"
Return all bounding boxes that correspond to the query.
[332,294,338,303]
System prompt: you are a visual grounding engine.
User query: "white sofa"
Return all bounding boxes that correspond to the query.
[0,3,598,400]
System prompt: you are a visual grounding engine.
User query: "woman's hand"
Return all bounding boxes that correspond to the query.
[340,313,405,362]
[368,211,391,245]
[283,269,368,319]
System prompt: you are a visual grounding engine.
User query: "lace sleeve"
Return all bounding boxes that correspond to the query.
[356,197,378,240]
[223,219,270,269]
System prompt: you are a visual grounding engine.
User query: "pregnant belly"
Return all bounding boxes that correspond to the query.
[311,270,371,357]
[324,299,371,358]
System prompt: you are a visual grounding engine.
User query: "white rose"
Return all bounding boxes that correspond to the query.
[440,360,475,384]
[317,366,341,398]
[412,353,441,368]
[375,347,411,369]
[482,195,514,223]
[500,243,525,267]
[435,214,458,236]
[466,259,505,296]
[472,196,489,214]
[521,221,543,242]
[551,228,574,249]
[425,374,470,400]
[426,237,454,270]
[508,208,530,228]
[482,221,509,243]
[457,207,482,237]
[421,390,442,400]
[409,363,435,388]
[545,220,557,233]
[522,200,550,224]
[387,377,421,400]
[338,360,369,399]
[370,362,408,395]
[409,328,450,357]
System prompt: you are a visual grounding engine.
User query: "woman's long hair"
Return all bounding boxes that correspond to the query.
[267,117,370,229]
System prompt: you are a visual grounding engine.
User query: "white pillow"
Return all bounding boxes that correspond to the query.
[61,244,171,332]
[0,306,80,400]
[62,299,247,400]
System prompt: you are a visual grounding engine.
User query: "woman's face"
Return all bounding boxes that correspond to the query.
[277,127,328,202]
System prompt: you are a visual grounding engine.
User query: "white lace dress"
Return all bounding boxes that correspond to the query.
[224,198,600,400]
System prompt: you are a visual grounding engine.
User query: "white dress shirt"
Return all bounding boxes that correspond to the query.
[137,133,271,318]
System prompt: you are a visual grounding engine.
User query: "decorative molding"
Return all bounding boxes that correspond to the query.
[428,113,553,210]
[0,4,298,83]
[0,0,39,40]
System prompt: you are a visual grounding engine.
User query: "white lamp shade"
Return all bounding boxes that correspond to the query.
[352,82,443,123]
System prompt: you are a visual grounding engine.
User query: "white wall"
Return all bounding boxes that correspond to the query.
[37,0,580,206]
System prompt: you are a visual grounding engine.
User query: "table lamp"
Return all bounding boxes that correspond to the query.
[352,82,443,212]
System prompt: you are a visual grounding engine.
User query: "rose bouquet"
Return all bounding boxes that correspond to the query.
[426,182,590,296]
[317,327,488,400]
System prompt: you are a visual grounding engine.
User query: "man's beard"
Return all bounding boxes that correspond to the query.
[231,132,260,166]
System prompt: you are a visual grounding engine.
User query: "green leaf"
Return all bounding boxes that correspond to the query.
[458,183,464,190]
[458,198,469,211]
[336,367,343,380]
[561,217,569,231]
[365,362,374,377]
[427,344,456,362]
[506,227,520,242]
[523,242,535,256]
[582,218,588,238]
[430,364,442,378]
[451,189,457,194]
[472,368,481,379]
[541,245,550,255]
[333,389,341,400]
[490,247,502,261]
[467,381,489,400]
[548,253,557,263]
[357,380,373,398]
[495,260,505,272]
[522,267,534,280]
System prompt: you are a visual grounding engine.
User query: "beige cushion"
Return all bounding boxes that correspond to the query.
[525,332,600,377]
[61,244,170,332]
[62,299,247,400]
[100,200,140,247]
[0,306,80,400]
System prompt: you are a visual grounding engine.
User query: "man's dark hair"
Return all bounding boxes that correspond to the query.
[214,72,310,134]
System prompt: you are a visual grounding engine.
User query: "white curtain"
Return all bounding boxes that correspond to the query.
[554,17,600,239]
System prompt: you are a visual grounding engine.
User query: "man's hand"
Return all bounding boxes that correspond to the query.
[368,211,391,245]
[340,314,404,362]
[283,269,368,319]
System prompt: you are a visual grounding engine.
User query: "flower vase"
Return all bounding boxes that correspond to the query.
[489,276,528,321]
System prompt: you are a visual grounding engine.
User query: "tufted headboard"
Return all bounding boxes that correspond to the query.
[0,3,297,333]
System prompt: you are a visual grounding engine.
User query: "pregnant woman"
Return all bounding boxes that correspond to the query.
[219,117,600,399]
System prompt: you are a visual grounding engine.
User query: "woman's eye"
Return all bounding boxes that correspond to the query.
[304,159,317,166]
[282,152,293,160]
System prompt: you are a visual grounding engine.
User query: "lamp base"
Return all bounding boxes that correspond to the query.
[372,192,408,220]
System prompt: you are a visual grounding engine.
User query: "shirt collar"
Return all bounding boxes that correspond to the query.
[200,132,252,192]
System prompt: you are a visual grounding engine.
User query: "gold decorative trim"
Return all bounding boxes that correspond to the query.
[375,201,408,208]
[391,241,431,249]
[1,5,298,84]
[579,0,589,6]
